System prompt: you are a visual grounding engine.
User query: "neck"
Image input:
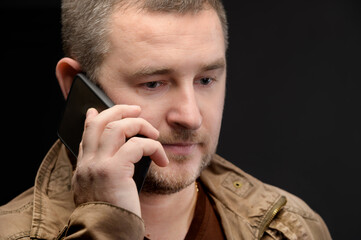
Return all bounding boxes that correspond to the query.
[139,182,198,240]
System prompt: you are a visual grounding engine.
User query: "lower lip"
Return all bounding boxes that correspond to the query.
[162,144,197,155]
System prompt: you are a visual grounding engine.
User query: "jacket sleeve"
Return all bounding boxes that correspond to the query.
[58,202,145,240]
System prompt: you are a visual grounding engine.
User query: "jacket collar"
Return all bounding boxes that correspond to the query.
[30,140,75,239]
[200,154,286,240]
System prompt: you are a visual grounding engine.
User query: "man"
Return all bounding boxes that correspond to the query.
[0,0,331,239]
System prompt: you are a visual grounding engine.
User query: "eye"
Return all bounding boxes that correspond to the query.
[144,81,162,89]
[198,77,214,86]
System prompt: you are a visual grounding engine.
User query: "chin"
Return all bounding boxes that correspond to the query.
[141,152,213,195]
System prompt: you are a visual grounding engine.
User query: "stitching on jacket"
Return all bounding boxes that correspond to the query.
[221,172,254,197]
[77,202,144,221]
[0,201,33,215]
[32,141,62,238]
[5,231,30,240]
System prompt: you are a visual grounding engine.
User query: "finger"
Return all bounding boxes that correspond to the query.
[81,105,141,155]
[98,118,160,157]
[94,104,142,124]
[79,108,99,158]
[115,137,169,168]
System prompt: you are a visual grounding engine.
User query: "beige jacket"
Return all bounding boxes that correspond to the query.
[0,141,331,239]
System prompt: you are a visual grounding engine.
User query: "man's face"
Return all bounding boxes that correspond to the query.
[97,7,226,194]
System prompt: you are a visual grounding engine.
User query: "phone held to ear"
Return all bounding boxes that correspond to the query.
[57,73,151,193]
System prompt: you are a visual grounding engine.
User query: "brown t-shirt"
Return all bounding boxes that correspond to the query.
[144,182,226,240]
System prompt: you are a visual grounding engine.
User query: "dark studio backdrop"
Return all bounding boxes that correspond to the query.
[0,1,360,239]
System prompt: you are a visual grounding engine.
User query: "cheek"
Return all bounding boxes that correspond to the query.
[206,108,223,141]
[104,85,166,129]
[202,89,225,125]
[138,102,165,129]
[204,92,225,142]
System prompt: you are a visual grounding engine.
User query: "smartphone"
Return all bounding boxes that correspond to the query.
[57,73,151,193]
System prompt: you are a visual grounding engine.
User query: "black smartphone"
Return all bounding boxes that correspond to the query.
[57,73,151,193]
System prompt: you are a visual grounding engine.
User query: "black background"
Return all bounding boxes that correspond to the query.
[1,1,360,239]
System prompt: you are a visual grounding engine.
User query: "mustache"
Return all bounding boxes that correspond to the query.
[157,129,205,144]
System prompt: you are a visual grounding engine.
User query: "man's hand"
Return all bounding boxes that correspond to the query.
[72,105,169,217]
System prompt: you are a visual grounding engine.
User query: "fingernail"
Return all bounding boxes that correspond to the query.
[86,108,94,117]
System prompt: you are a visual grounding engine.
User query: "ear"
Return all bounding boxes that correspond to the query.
[56,57,82,99]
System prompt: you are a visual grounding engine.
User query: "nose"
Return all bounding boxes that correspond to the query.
[166,86,203,130]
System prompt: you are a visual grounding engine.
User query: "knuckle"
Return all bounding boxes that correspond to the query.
[104,121,127,138]
[84,118,98,130]
[138,118,152,128]
[155,140,163,149]
[105,121,118,130]
[127,136,140,145]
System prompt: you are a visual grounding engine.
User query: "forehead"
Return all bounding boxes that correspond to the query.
[99,6,226,81]
[108,7,225,53]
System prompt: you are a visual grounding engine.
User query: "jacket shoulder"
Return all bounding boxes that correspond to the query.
[202,155,331,239]
[0,188,34,240]
[264,184,332,239]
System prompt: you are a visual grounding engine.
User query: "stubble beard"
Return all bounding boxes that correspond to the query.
[141,129,217,195]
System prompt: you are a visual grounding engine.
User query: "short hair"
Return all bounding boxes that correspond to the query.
[61,0,228,82]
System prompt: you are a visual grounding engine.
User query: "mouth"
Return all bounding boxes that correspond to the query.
[161,143,198,155]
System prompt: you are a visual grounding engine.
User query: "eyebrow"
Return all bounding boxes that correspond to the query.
[200,58,226,72]
[131,66,174,79]
[130,58,226,79]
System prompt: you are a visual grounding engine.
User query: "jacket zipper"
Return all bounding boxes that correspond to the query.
[258,195,287,239]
